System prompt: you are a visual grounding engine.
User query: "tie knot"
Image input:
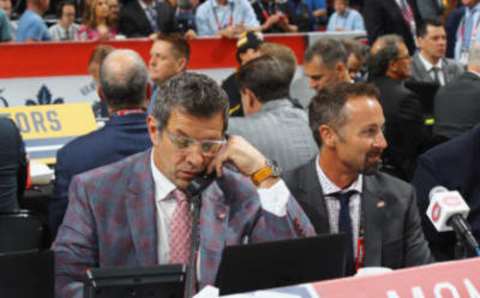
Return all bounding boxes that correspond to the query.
[331,190,358,203]
[173,189,188,203]
[431,66,440,72]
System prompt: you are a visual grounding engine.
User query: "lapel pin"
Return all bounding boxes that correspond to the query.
[377,200,385,208]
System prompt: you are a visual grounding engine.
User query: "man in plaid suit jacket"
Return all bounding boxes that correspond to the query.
[53,72,315,297]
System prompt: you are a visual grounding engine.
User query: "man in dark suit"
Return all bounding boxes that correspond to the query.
[53,72,315,298]
[49,49,152,238]
[433,44,480,140]
[412,125,480,261]
[369,34,426,180]
[284,82,433,275]
[416,0,443,21]
[118,0,176,37]
[411,19,464,86]
[363,0,421,55]
[0,118,26,212]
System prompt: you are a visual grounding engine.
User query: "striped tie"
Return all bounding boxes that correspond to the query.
[169,189,192,264]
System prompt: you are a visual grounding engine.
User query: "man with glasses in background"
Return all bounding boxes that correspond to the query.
[53,72,315,298]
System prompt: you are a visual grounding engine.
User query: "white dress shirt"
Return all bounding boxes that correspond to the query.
[315,155,363,257]
[418,53,445,85]
[150,149,291,264]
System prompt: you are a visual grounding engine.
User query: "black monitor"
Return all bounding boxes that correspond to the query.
[216,233,347,295]
[84,264,186,298]
[0,249,54,298]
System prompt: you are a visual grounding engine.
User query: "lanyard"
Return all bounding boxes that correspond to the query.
[212,2,234,30]
[355,209,366,271]
[460,8,480,51]
[114,108,145,116]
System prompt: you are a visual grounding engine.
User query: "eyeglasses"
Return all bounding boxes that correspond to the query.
[165,130,226,156]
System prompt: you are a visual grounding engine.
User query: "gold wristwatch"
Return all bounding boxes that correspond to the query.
[251,159,281,186]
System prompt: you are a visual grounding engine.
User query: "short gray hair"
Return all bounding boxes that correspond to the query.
[304,38,348,68]
[99,49,148,109]
[152,72,229,132]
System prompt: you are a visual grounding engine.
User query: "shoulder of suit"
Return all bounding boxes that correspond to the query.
[366,171,414,198]
[73,150,149,185]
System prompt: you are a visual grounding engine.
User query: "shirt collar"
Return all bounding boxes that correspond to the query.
[211,0,234,8]
[418,52,443,71]
[467,3,480,15]
[138,0,156,9]
[315,154,363,196]
[150,149,177,202]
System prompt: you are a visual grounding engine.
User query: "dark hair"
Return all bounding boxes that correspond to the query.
[309,82,380,147]
[236,55,291,103]
[368,34,403,79]
[56,0,76,18]
[304,38,348,68]
[99,49,149,109]
[342,39,369,63]
[259,42,297,84]
[152,72,229,132]
[155,33,191,65]
[417,18,444,38]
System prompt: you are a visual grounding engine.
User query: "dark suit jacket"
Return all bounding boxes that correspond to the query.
[363,0,421,55]
[284,158,433,270]
[411,52,464,85]
[118,0,176,37]
[49,113,151,238]
[372,76,426,180]
[0,118,26,212]
[53,151,315,297]
[433,72,480,139]
[412,125,480,261]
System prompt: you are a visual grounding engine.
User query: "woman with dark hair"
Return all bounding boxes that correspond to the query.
[76,0,116,40]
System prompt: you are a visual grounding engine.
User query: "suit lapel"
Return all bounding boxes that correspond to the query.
[125,151,158,266]
[362,175,385,266]
[298,159,330,234]
[413,53,433,82]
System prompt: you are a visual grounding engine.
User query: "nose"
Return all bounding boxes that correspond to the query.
[308,78,318,90]
[375,131,388,150]
[184,144,206,169]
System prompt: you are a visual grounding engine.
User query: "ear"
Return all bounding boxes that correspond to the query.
[147,115,160,146]
[318,124,337,148]
[241,88,260,115]
[176,57,188,72]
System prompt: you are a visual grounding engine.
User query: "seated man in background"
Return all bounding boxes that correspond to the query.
[327,0,365,32]
[228,55,318,171]
[342,39,369,82]
[433,44,480,140]
[0,118,26,212]
[48,0,79,41]
[49,49,152,238]
[284,83,433,275]
[53,72,315,297]
[147,34,189,113]
[411,19,463,86]
[412,125,480,261]
[369,34,426,181]
[195,0,259,37]
[16,0,51,41]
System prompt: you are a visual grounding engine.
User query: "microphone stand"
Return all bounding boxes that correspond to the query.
[184,193,202,298]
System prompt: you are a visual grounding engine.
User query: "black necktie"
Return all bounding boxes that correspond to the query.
[431,66,441,85]
[333,190,357,275]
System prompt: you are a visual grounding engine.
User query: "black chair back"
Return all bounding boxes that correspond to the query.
[0,210,44,253]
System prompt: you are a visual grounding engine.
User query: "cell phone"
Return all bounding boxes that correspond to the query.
[184,171,216,198]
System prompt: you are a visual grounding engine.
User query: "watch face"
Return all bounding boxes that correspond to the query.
[267,159,282,177]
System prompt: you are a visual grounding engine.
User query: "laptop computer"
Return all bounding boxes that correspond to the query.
[0,249,54,298]
[84,264,186,298]
[215,233,347,295]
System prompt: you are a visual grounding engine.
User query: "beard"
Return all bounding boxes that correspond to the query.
[361,150,383,176]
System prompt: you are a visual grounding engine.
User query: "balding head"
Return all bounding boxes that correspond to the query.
[99,49,149,111]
